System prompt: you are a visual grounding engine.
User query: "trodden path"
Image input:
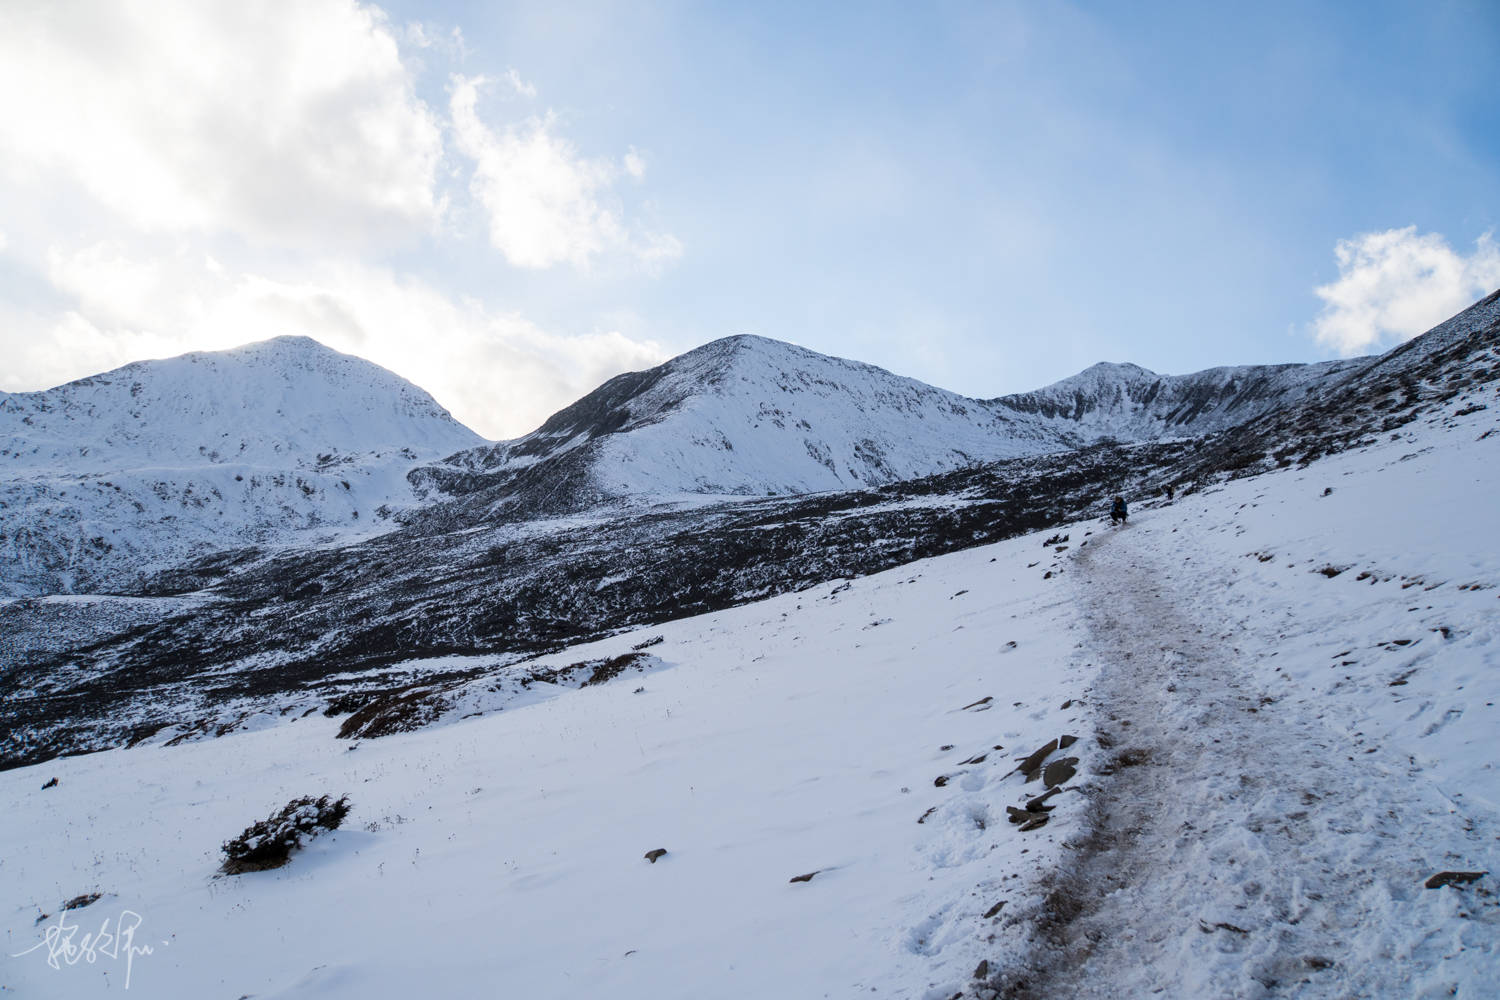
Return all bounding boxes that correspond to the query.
[1001,521,1498,999]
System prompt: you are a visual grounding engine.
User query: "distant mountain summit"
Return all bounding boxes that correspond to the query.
[991,358,1360,439]
[435,334,1065,498]
[0,336,484,596]
[0,335,482,472]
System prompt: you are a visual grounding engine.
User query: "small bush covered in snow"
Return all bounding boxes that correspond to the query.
[220,795,351,875]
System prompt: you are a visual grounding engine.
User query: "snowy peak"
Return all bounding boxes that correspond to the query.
[440,333,1062,498]
[1074,361,1159,382]
[994,357,1360,438]
[0,336,484,473]
[433,335,1365,503]
[0,337,487,596]
[443,336,763,474]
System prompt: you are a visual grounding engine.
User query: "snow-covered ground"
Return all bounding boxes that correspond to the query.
[3,521,1093,998]
[1007,398,1500,997]
[4,388,1497,998]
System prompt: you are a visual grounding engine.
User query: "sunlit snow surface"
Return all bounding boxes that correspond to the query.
[4,397,1498,998]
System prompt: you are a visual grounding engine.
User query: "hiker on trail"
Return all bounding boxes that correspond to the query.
[1165,484,1174,501]
[1110,496,1128,525]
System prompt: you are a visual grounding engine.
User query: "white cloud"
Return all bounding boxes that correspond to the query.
[0,0,443,248]
[0,6,682,436]
[503,68,538,99]
[449,75,680,271]
[10,242,669,439]
[623,149,647,180]
[1312,227,1500,355]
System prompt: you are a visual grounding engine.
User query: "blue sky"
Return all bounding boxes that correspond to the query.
[1,1,1497,438]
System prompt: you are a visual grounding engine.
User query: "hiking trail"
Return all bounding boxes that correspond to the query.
[1003,518,1499,999]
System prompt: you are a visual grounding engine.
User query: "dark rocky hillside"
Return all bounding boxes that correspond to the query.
[0,437,1190,770]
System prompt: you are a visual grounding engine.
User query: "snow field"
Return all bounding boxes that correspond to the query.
[3,527,1094,999]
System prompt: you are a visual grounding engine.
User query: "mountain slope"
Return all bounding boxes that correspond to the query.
[421,335,1360,507]
[0,337,485,596]
[430,335,1065,497]
[992,357,1359,439]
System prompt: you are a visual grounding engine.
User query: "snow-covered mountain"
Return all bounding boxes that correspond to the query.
[992,357,1359,438]
[419,334,1358,506]
[0,337,484,596]
[0,297,1482,598]
[427,335,1058,498]
[1,336,480,472]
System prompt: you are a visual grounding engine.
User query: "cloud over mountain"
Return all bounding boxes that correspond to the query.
[1312,227,1500,355]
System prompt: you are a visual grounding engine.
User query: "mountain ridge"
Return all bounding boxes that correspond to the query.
[992,357,1362,438]
[419,333,1366,507]
[8,292,1497,597]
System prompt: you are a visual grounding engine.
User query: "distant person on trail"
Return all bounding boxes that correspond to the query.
[1110,496,1128,525]
[1165,484,1174,501]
